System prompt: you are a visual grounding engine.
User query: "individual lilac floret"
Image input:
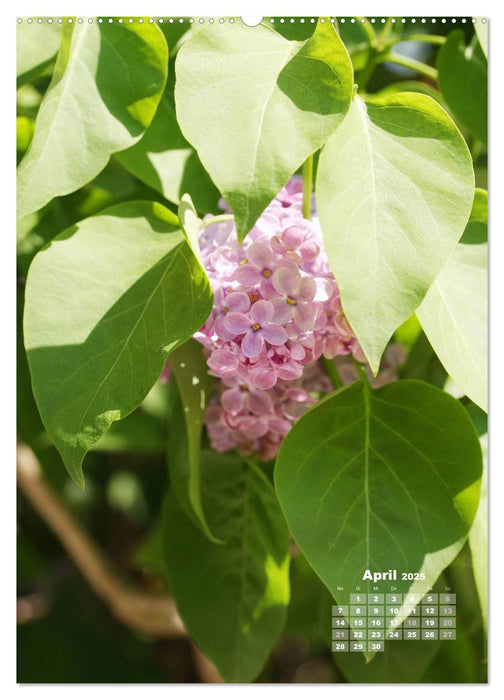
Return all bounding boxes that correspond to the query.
[271,225,320,264]
[270,267,317,331]
[209,289,251,341]
[193,175,366,460]
[224,299,288,358]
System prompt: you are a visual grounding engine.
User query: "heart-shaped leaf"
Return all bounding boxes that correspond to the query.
[275,379,482,644]
[316,93,474,372]
[175,19,354,240]
[24,201,212,486]
[17,21,168,219]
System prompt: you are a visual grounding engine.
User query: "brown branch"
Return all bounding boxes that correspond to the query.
[16,443,185,638]
[191,642,223,683]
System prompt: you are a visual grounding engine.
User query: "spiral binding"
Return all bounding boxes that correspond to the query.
[16,17,488,25]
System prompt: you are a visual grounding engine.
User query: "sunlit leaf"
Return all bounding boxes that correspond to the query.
[17,20,61,85]
[417,243,487,411]
[175,19,353,240]
[17,22,168,219]
[474,20,488,59]
[24,201,212,486]
[316,92,474,372]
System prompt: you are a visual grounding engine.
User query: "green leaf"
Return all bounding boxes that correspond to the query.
[166,199,217,540]
[420,546,486,682]
[463,398,488,437]
[469,434,487,634]
[91,408,165,455]
[336,635,441,682]
[17,21,61,85]
[175,19,354,240]
[17,22,168,219]
[168,339,217,541]
[474,20,488,59]
[284,554,329,645]
[421,621,485,682]
[393,314,422,352]
[132,519,166,579]
[116,96,220,214]
[375,79,444,104]
[275,379,482,645]
[23,201,212,486]
[266,17,316,41]
[162,451,290,682]
[316,92,474,373]
[399,330,446,388]
[437,30,487,144]
[340,18,374,72]
[417,243,487,411]
[177,193,206,268]
[460,188,487,244]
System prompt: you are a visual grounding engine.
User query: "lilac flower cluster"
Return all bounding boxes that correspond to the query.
[195,176,365,460]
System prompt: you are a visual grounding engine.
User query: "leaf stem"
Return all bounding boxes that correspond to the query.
[377,18,394,47]
[244,453,261,471]
[199,214,235,230]
[378,53,438,81]
[302,155,314,220]
[356,17,377,46]
[355,361,371,389]
[388,33,447,47]
[321,356,343,390]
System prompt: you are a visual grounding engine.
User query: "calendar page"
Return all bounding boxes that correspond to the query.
[16,13,488,684]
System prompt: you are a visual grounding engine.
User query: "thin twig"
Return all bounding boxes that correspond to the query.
[16,443,185,639]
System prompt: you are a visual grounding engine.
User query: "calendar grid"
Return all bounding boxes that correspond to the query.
[332,592,456,653]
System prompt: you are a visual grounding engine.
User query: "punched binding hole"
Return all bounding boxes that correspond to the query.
[241,16,263,27]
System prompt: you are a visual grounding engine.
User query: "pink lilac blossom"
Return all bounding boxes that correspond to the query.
[194,176,366,460]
